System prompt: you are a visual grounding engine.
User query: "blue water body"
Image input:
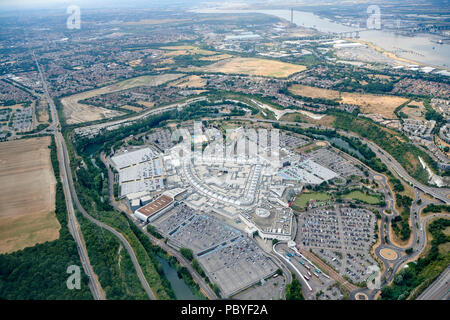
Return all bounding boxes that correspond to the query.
[194,8,450,68]
[156,256,199,300]
[311,134,365,160]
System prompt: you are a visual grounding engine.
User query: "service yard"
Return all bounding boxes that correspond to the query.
[0,137,59,253]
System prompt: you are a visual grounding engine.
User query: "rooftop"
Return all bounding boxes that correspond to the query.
[136,194,173,217]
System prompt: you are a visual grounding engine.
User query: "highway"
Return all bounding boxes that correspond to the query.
[66,97,449,206]
[76,96,207,137]
[388,212,449,283]
[102,150,291,300]
[88,113,449,299]
[357,136,450,204]
[141,226,218,300]
[35,52,156,300]
[100,152,218,300]
[417,266,450,300]
[32,52,59,133]
[370,185,449,298]
[33,78,449,301]
[58,132,157,300]
[55,133,104,300]
[33,52,105,300]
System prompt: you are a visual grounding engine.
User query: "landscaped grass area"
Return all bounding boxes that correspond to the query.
[339,190,380,205]
[294,192,331,208]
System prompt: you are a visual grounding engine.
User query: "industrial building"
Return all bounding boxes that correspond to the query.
[134,194,174,223]
[110,147,165,197]
[133,188,186,222]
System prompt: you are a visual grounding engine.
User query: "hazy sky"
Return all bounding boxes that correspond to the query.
[0,0,191,9]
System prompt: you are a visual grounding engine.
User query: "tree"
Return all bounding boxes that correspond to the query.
[285,277,305,300]
[180,248,194,261]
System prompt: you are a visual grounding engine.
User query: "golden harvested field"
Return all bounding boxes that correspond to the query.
[402,100,426,120]
[186,57,306,78]
[121,105,143,112]
[62,100,124,125]
[200,54,233,62]
[190,58,306,78]
[289,84,408,118]
[156,58,175,66]
[127,59,142,67]
[137,101,155,108]
[0,137,59,254]
[168,75,207,88]
[62,73,183,124]
[161,45,217,56]
[369,74,393,81]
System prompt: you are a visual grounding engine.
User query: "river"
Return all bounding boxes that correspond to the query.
[194,8,450,69]
[157,256,200,300]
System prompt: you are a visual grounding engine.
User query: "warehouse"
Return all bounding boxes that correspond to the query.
[134,194,174,223]
[110,146,165,197]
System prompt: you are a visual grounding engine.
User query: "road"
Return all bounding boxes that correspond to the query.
[389,212,449,282]
[141,226,218,300]
[39,89,449,205]
[34,81,449,300]
[33,52,105,300]
[100,153,218,300]
[273,242,312,297]
[35,52,156,300]
[357,137,449,204]
[75,96,207,138]
[55,133,105,300]
[32,52,59,133]
[58,132,157,300]
[417,266,450,300]
[370,189,448,299]
[300,248,358,294]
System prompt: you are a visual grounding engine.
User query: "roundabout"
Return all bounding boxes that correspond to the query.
[373,175,384,181]
[380,248,398,261]
[355,292,368,300]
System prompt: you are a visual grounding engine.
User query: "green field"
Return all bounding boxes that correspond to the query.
[339,190,380,205]
[294,192,331,208]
